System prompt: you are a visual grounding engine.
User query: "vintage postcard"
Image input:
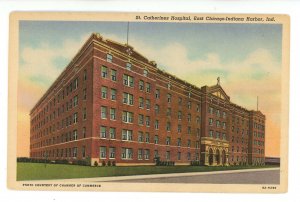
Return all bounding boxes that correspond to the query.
[7,12,289,193]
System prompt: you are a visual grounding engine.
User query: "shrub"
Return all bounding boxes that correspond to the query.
[190,161,201,166]
[107,161,111,166]
[94,161,99,166]
[55,159,69,164]
[112,161,116,166]
[102,161,106,166]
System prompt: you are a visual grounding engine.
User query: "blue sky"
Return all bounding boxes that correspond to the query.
[20,21,282,66]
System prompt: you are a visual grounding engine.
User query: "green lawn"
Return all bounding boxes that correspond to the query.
[17,163,278,181]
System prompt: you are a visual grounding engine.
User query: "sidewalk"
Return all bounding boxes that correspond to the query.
[59,167,280,182]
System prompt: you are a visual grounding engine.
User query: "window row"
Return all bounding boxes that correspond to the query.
[103,54,150,77]
[32,127,87,148]
[39,147,86,158]
[208,118,226,129]
[209,130,226,140]
[100,66,151,90]
[208,106,226,118]
[99,146,198,161]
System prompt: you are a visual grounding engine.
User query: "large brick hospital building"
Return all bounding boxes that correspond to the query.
[30,33,266,166]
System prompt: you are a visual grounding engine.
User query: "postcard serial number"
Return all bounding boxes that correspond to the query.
[262,186,277,190]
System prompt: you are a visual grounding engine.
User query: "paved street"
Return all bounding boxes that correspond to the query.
[109,169,280,184]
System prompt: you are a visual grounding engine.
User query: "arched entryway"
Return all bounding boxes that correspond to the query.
[222,150,226,165]
[216,149,220,165]
[209,148,213,165]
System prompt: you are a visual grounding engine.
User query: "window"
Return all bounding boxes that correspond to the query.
[73,147,78,158]
[111,89,116,100]
[73,113,78,124]
[143,69,148,77]
[146,116,150,127]
[167,108,171,116]
[197,128,201,137]
[144,149,150,160]
[196,141,200,148]
[216,120,220,128]
[178,111,182,120]
[82,146,86,158]
[122,129,133,141]
[82,127,86,138]
[138,114,144,125]
[187,152,191,160]
[101,86,107,99]
[209,118,213,126]
[155,105,160,114]
[209,130,213,138]
[83,69,87,81]
[167,82,171,90]
[83,88,87,100]
[138,149,143,160]
[178,124,182,133]
[155,89,160,99]
[107,54,113,62]
[138,132,144,142]
[155,120,159,129]
[188,114,191,122]
[216,109,220,117]
[73,95,78,107]
[166,151,170,160]
[196,116,200,124]
[177,152,181,160]
[110,127,116,139]
[100,146,106,159]
[123,93,134,105]
[146,99,150,110]
[109,147,116,159]
[188,126,191,134]
[187,139,191,147]
[100,126,107,138]
[121,148,133,159]
[146,82,151,93]
[83,108,87,120]
[139,80,144,90]
[187,101,191,109]
[166,137,171,145]
[222,133,226,140]
[145,133,150,143]
[138,97,144,108]
[216,131,220,139]
[196,104,200,112]
[209,107,213,114]
[73,130,78,140]
[222,122,226,129]
[178,97,182,105]
[177,138,181,147]
[110,108,116,120]
[166,122,171,131]
[122,111,133,123]
[154,135,159,144]
[167,94,171,103]
[223,111,226,118]
[123,74,134,87]
[154,150,159,158]
[126,62,132,70]
[101,66,108,78]
[101,106,107,119]
[111,69,117,81]
[73,78,78,90]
